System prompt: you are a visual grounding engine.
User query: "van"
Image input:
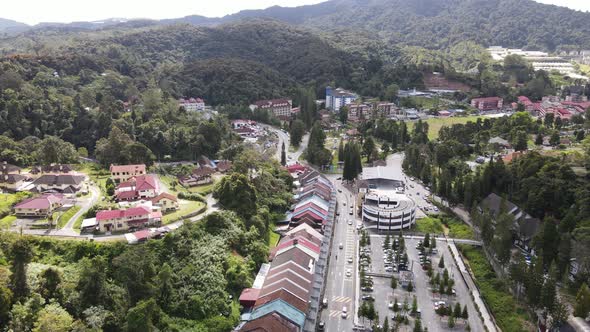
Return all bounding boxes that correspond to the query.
[341,306,348,319]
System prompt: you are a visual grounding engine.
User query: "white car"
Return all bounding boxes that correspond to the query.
[348,220,353,225]
[347,257,353,264]
[346,269,352,277]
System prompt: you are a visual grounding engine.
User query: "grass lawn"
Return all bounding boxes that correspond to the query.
[56,206,81,229]
[0,215,17,229]
[75,163,109,193]
[407,116,483,140]
[186,181,217,195]
[459,245,533,332]
[159,175,181,194]
[415,216,444,234]
[0,192,31,217]
[73,214,86,231]
[162,200,206,224]
[414,214,475,239]
[269,230,281,249]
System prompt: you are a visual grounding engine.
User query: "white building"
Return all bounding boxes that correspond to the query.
[179,98,206,112]
[359,166,416,232]
[326,87,357,111]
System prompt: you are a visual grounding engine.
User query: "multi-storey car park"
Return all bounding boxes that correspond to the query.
[358,166,417,232]
[362,189,416,232]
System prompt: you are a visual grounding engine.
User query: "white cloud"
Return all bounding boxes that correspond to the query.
[3,0,327,25]
[534,0,590,12]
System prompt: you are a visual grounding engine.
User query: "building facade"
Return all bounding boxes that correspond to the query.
[325,87,357,111]
[471,97,504,111]
[250,99,293,119]
[96,206,162,233]
[110,164,146,183]
[178,98,205,112]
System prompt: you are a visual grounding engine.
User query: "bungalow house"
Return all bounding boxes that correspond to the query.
[96,206,162,233]
[488,136,511,149]
[31,174,86,194]
[479,193,541,253]
[215,160,232,173]
[150,192,178,212]
[115,175,159,201]
[0,162,21,174]
[14,194,64,218]
[31,164,73,175]
[110,164,146,183]
[178,167,215,187]
[0,174,27,191]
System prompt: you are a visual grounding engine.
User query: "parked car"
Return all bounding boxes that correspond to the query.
[362,295,375,301]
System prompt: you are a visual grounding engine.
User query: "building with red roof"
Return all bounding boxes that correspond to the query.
[150,192,178,212]
[96,206,161,233]
[471,97,503,111]
[14,194,64,218]
[250,99,293,119]
[115,175,159,201]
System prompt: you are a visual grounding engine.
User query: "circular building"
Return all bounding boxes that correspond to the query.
[362,189,416,232]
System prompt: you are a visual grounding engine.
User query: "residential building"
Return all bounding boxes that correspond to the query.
[178,98,205,112]
[96,206,162,233]
[471,97,503,111]
[14,194,64,218]
[325,86,357,111]
[250,99,293,120]
[479,193,541,253]
[31,164,73,175]
[110,164,147,183]
[31,174,86,194]
[0,174,26,191]
[0,161,21,175]
[150,192,179,212]
[517,96,535,112]
[347,103,372,122]
[115,175,160,201]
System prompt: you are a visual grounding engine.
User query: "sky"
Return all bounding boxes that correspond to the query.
[1,0,589,25]
[2,0,327,25]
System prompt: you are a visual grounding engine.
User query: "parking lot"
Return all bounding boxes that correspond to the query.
[356,234,482,332]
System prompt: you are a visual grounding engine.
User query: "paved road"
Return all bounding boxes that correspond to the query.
[321,175,358,332]
[59,184,101,235]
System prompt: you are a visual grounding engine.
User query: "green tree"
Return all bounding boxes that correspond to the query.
[549,131,560,146]
[363,136,376,162]
[391,277,398,289]
[413,319,423,332]
[412,296,418,314]
[126,298,162,332]
[424,233,430,247]
[513,130,528,151]
[462,305,468,320]
[0,286,12,323]
[34,136,79,165]
[339,106,349,124]
[290,119,306,147]
[38,267,62,302]
[10,238,33,299]
[535,133,544,145]
[448,312,455,328]
[281,142,286,166]
[33,303,73,332]
[407,281,414,292]
[453,302,462,318]
[77,257,108,308]
[383,316,389,332]
[213,173,258,218]
[574,283,590,318]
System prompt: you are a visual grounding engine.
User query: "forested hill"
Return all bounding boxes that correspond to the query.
[166,0,590,51]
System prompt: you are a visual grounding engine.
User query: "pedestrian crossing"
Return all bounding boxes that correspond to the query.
[329,310,342,318]
[332,296,352,303]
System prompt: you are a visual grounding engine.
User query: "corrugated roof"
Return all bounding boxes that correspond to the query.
[249,299,306,328]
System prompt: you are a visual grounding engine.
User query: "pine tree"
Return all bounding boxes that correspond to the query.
[383,317,389,332]
[413,319,423,332]
[338,140,345,162]
[407,281,414,292]
[462,305,468,320]
[448,312,455,328]
[453,302,462,318]
[535,133,544,145]
[280,142,286,166]
[439,256,445,268]
[391,277,398,289]
[575,283,590,318]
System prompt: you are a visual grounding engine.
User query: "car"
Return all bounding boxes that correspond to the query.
[361,286,374,292]
[431,248,438,254]
[338,189,342,193]
[341,307,348,319]
[339,243,344,249]
[318,321,325,331]
[347,257,353,264]
[385,267,394,272]
[356,224,363,230]
[346,269,352,277]
[348,220,353,225]
[434,301,446,310]
[362,295,375,301]
[336,177,342,180]
[410,177,415,181]
[322,298,328,307]
[433,207,439,212]
[343,202,346,206]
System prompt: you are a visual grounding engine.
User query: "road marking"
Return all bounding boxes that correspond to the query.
[332,296,352,303]
[329,310,341,318]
